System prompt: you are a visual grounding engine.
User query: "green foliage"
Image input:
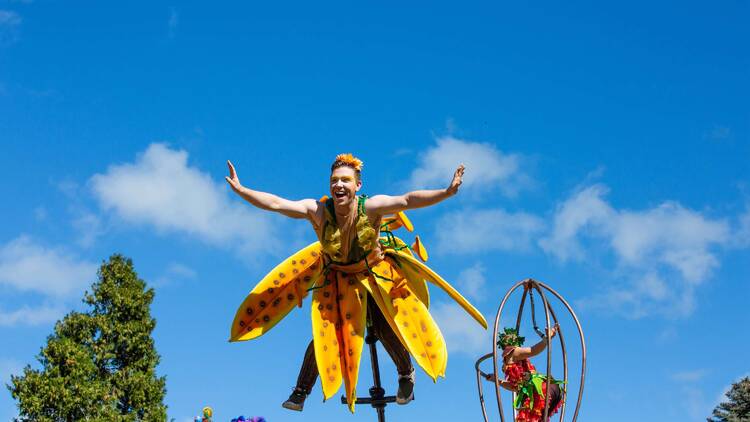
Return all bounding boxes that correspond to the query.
[8,254,167,421]
[709,377,750,422]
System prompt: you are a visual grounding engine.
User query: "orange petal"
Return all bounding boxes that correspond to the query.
[411,235,429,262]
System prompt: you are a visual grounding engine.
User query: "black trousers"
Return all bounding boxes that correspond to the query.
[294,296,413,394]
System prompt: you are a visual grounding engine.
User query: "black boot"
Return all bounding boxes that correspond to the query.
[396,369,415,405]
[282,387,308,411]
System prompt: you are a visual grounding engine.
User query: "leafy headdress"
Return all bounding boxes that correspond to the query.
[497,327,525,349]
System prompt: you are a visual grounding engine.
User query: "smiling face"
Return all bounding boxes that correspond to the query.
[329,166,362,208]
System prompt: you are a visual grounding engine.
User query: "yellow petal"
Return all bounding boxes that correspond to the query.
[311,272,343,400]
[388,251,488,329]
[380,211,414,232]
[365,259,446,380]
[230,242,323,341]
[395,211,414,232]
[335,273,367,412]
[399,256,430,308]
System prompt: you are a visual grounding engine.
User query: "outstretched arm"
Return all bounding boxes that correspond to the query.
[511,325,558,361]
[225,161,318,220]
[366,164,465,216]
[483,373,516,391]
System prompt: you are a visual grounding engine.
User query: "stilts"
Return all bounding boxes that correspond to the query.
[340,324,411,422]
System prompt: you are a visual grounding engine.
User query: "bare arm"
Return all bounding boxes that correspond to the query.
[483,373,516,391]
[225,160,318,220]
[366,164,465,216]
[511,325,558,361]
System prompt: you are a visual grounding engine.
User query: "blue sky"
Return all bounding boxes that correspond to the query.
[1,1,748,420]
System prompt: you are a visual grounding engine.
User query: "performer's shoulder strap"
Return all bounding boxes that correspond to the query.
[357,194,368,216]
[324,197,336,225]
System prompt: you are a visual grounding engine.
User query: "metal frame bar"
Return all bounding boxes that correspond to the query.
[477,278,586,422]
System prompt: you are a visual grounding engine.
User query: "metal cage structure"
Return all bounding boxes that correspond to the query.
[474,279,586,422]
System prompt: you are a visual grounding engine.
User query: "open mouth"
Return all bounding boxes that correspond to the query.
[334,189,347,199]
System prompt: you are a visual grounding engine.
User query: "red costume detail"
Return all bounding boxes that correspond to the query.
[502,347,563,422]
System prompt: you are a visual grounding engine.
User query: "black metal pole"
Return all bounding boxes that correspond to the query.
[341,325,398,421]
[367,329,387,422]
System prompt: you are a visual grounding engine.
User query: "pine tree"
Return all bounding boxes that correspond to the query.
[9,254,167,421]
[709,377,750,422]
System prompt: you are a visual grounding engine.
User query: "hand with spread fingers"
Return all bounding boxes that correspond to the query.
[225,160,243,193]
[447,164,465,195]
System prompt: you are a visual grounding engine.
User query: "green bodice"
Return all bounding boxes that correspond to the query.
[321,196,378,264]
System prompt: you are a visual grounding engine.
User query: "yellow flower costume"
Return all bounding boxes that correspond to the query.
[230,197,487,411]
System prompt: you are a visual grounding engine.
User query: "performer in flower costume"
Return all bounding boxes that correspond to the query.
[485,327,564,422]
[225,153,487,412]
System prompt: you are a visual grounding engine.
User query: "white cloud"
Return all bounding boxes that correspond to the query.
[436,208,544,254]
[408,136,529,196]
[538,184,614,262]
[431,302,489,356]
[456,262,486,302]
[612,204,728,283]
[0,305,65,327]
[543,184,731,317]
[90,143,278,256]
[0,236,97,297]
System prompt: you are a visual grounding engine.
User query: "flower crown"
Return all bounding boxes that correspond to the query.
[497,327,525,349]
[334,153,363,171]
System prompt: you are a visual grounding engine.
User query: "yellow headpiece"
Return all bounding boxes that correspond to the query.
[334,153,363,171]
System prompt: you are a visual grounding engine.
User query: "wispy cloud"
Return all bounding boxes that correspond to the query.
[0,10,21,45]
[538,184,614,262]
[153,262,197,287]
[71,210,105,248]
[672,369,709,382]
[167,7,178,39]
[0,10,21,26]
[0,235,97,297]
[542,184,731,317]
[89,143,279,257]
[436,208,544,254]
[0,236,93,327]
[734,206,750,248]
[431,302,488,356]
[56,180,108,248]
[408,136,530,196]
[704,125,732,141]
[0,305,65,327]
[456,262,487,302]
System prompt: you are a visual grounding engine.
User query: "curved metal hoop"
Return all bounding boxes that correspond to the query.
[475,279,586,422]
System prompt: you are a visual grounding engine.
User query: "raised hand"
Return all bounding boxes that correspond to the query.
[446,164,465,195]
[546,324,559,340]
[225,160,243,193]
